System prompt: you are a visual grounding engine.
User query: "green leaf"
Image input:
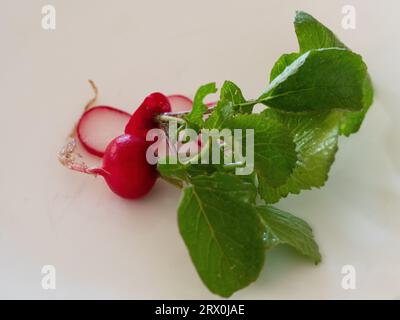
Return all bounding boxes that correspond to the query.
[157,156,217,186]
[294,11,347,53]
[220,80,253,113]
[339,74,374,136]
[269,54,373,136]
[269,52,300,81]
[256,205,321,263]
[157,161,186,188]
[205,81,254,129]
[220,80,245,104]
[292,11,374,135]
[259,48,367,113]
[185,83,217,130]
[225,114,297,187]
[260,110,340,203]
[204,99,234,129]
[178,173,264,297]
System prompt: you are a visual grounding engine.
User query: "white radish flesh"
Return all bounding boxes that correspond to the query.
[77,106,130,157]
[167,95,193,112]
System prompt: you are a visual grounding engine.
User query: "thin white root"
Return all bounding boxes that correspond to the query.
[58,138,95,174]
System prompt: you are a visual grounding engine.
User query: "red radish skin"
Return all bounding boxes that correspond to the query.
[167,94,193,112]
[125,92,171,138]
[77,106,130,157]
[90,134,157,199]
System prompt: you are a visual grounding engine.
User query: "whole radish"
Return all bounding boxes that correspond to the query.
[90,134,157,199]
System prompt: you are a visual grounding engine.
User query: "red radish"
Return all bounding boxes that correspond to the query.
[77,106,130,157]
[125,92,171,138]
[61,88,202,199]
[90,134,157,199]
[167,94,193,112]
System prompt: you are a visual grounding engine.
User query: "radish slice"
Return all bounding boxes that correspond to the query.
[206,101,217,107]
[77,106,130,157]
[167,95,217,111]
[167,95,193,112]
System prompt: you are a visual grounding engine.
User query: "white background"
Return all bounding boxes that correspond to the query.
[0,0,399,299]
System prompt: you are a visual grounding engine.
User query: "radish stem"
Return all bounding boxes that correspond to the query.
[160,106,216,118]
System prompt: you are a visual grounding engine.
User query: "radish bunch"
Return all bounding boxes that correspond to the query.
[59,83,194,199]
[56,11,374,298]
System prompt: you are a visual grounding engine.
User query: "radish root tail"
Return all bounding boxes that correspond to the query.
[84,79,99,111]
[58,139,94,174]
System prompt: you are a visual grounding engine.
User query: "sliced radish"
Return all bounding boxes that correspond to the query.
[167,94,193,112]
[77,106,130,157]
[167,95,217,112]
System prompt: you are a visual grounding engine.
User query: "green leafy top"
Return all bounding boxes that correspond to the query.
[156,11,373,297]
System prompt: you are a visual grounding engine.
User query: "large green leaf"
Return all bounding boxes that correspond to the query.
[292,11,374,135]
[225,114,297,187]
[260,109,340,203]
[259,48,367,113]
[178,173,264,297]
[256,205,321,263]
[269,52,373,137]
